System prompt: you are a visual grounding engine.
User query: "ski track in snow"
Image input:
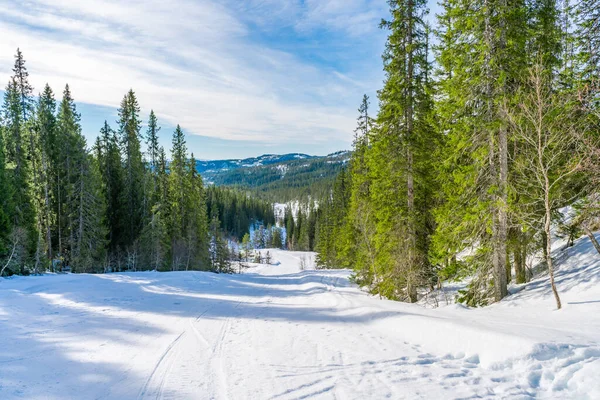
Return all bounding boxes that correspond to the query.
[0,245,599,399]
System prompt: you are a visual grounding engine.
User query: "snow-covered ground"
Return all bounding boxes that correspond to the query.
[1,243,599,399]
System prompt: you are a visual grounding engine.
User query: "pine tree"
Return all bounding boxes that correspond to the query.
[2,78,36,273]
[577,0,600,87]
[98,121,125,264]
[142,144,171,271]
[364,0,437,301]
[528,0,563,73]
[146,110,161,175]
[157,146,169,210]
[183,154,209,270]
[54,85,106,271]
[209,215,231,273]
[72,152,108,272]
[117,90,145,255]
[35,84,57,267]
[55,85,81,267]
[168,125,189,270]
[0,120,14,260]
[433,0,527,304]
[12,49,34,122]
[11,49,47,272]
[315,169,352,268]
[284,206,295,250]
[241,233,251,261]
[145,110,161,218]
[295,208,307,250]
[346,96,377,281]
[271,227,283,249]
[355,95,373,143]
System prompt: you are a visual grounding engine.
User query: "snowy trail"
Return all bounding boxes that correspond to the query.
[0,247,599,399]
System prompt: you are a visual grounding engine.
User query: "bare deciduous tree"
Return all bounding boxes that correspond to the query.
[505,63,590,310]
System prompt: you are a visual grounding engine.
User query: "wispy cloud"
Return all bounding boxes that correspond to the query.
[0,0,388,156]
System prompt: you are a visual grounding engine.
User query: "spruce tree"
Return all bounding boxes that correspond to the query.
[183,154,209,270]
[146,110,161,174]
[346,96,376,281]
[209,215,231,273]
[55,85,81,267]
[365,0,437,301]
[72,152,108,272]
[145,110,161,214]
[284,205,295,250]
[35,84,57,266]
[0,120,14,260]
[2,78,36,273]
[98,121,126,263]
[117,90,145,254]
[168,125,188,270]
[433,0,527,304]
[12,49,34,122]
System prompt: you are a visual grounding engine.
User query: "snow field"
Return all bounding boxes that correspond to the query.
[0,240,599,399]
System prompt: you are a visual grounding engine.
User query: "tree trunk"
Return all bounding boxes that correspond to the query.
[497,0,509,300]
[0,235,19,277]
[583,225,600,256]
[57,173,62,265]
[78,165,84,260]
[544,186,561,309]
[405,0,418,304]
[30,127,42,274]
[43,153,52,265]
[484,0,507,302]
[67,156,74,268]
[498,123,509,293]
[505,248,512,283]
[514,237,526,284]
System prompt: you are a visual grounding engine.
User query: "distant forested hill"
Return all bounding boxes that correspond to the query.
[197,151,350,201]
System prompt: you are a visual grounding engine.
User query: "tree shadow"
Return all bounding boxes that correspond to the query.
[0,266,436,399]
[567,300,600,305]
[509,231,600,301]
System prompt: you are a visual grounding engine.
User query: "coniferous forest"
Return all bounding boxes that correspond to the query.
[1,0,599,311]
[313,0,600,308]
[0,49,277,275]
[3,2,600,397]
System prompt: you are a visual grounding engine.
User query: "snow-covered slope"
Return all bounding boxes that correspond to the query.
[195,153,315,174]
[199,152,350,201]
[1,242,599,399]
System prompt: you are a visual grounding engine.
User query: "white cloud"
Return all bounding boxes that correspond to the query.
[0,0,384,147]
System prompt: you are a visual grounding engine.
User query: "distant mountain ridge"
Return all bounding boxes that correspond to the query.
[195,153,315,173]
[197,151,351,201]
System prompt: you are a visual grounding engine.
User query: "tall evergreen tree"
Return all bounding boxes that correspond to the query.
[12,49,47,272]
[12,49,34,122]
[183,154,209,270]
[35,84,57,266]
[432,0,527,304]
[0,119,14,261]
[168,125,188,270]
[142,144,170,271]
[344,96,377,279]
[365,0,437,301]
[98,121,125,261]
[146,110,161,175]
[117,90,145,254]
[2,77,36,273]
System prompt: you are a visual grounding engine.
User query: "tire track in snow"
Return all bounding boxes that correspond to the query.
[206,299,246,400]
[137,331,185,400]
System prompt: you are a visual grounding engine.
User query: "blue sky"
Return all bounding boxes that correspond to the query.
[1,0,441,160]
